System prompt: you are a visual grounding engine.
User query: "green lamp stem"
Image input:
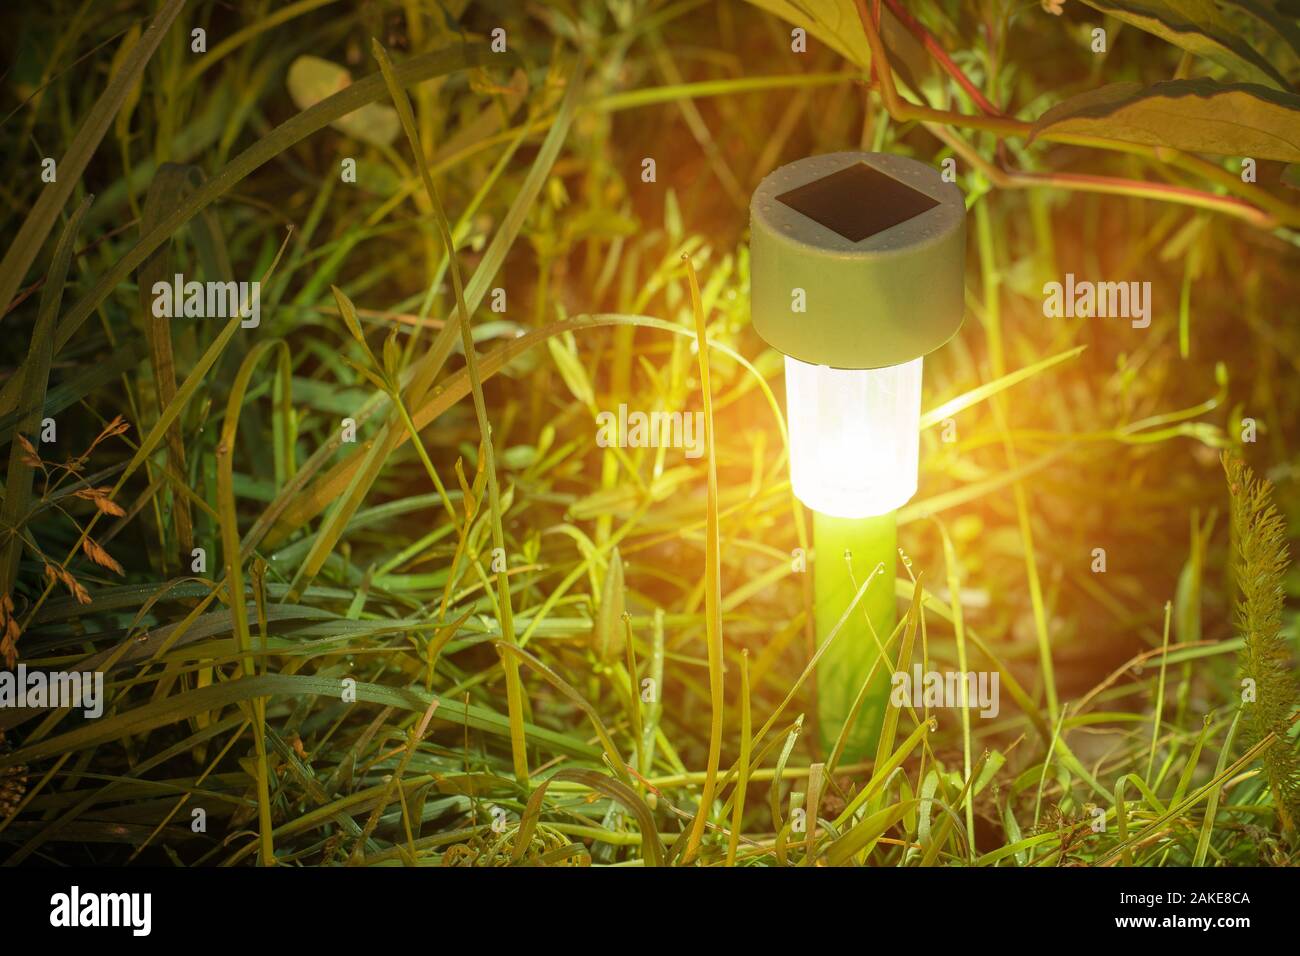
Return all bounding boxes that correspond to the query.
[814,508,897,760]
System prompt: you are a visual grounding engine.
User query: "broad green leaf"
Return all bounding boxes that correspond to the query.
[333,283,368,348]
[740,0,871,67]
[974,750,1006,795]
[738,1,934,91]
[593,547,625,662]
[1219,0,1300,69]
[1077,0,1290,89]
[1032,79,1300,162]
[287,55,400,147]
[546,330,596,407]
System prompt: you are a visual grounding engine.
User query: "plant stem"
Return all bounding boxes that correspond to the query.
[814,509,896,760]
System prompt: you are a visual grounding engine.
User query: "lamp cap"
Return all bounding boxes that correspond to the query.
[750,151,965,369]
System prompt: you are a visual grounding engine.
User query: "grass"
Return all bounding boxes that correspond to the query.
[1,0,1298,867]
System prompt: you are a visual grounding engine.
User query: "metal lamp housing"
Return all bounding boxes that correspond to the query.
[750,152,966,517]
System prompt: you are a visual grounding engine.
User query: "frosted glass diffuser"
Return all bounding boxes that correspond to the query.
[785,354,922,518]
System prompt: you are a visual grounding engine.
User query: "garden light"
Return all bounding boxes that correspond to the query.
[750,152,965,757]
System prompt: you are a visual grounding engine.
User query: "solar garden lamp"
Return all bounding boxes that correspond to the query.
[750,152,966,759]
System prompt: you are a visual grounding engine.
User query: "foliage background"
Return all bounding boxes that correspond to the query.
[0,0,1298,866]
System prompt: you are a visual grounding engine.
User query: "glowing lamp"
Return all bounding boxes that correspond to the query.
[750,152,966,756]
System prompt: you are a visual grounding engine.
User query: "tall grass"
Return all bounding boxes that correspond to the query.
[0,0,1297,867]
